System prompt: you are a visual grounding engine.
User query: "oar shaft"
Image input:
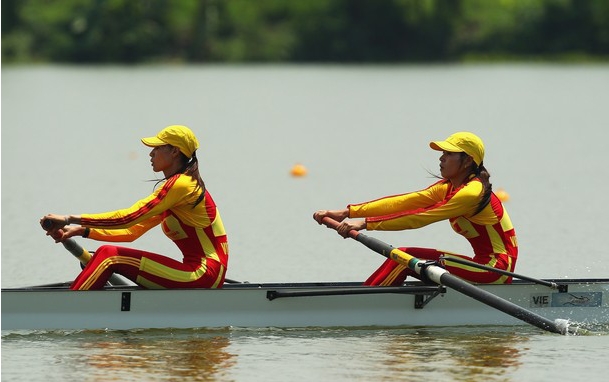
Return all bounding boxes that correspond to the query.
[65,239,130,286]
[439,272,562,333]
[45,226,93,265]
[322,217,421,273]
[320,217,565,334]
[440,256,559,289]
[45,224,130,287]
[62,238,93,264]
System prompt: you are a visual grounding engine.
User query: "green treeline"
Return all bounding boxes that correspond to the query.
[2,0,609,64]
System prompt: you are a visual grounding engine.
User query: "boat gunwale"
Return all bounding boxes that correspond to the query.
[2,277,609,293]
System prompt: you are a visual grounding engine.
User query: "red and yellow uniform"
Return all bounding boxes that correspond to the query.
[349,177,517,286]
[71,174,228,290]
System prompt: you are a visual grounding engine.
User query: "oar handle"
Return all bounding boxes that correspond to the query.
[41,218,54,231]
[320,217,359,239]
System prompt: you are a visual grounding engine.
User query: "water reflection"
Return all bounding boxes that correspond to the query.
[4,325,606,381]
[217,326,529,381]
[377,327,527,381]
[77,329,236,381]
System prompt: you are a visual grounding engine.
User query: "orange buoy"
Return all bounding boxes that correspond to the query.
[290,163,307,177]
[496,188,510,202]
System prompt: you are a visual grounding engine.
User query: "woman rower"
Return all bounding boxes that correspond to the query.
[40,125,229,290]
[313,131,517,286]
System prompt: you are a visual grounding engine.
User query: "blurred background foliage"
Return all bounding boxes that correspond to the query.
[2,0,609,64]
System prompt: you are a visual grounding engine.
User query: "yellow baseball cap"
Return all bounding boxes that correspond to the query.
[141,125,199,159]
[429,132,485,166]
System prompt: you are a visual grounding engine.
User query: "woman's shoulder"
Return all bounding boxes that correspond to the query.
[166,173,191,184]
[456,178,483,198]
[160,174,196,193]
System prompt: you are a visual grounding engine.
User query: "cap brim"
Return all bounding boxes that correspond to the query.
[430,140,463,153]
[141,136,166,147]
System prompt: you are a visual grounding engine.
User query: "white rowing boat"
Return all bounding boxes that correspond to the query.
[2,278,608,331]
[5,219,607,333]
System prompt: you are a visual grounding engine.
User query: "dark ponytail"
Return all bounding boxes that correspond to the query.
[153,150,206,208]
[181,152,206,208]
[429,152,493,215]
[472,161,492,215]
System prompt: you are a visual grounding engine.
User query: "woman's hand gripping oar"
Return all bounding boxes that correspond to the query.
[319,216,570,335]
[41,218,131,286]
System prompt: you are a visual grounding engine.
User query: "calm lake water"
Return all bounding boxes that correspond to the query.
[2,64,609,381]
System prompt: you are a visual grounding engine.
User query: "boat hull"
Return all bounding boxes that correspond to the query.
[2,279,608,331]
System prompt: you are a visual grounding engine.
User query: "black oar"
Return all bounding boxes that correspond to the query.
[43,220,240,286]
[59,237,131,286]
[321,217,567,335]
[439,256,563,290]
[42,220,131,286]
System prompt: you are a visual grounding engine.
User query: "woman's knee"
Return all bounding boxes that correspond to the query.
[92,245,119,259]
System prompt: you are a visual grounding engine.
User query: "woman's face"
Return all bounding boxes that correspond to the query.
[149,145,176,173]
[439,151,468,180]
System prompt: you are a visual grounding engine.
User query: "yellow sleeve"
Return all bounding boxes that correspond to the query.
[80,175,192,229]
[358,181,482,231]
[349,181,448,218]
[88,215,163,242]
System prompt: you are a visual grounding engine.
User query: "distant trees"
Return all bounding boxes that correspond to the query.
[2,0,608,64]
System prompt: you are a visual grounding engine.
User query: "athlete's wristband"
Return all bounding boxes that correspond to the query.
[83,227,90,238]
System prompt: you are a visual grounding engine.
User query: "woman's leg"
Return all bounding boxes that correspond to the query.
[363,258,409,286]
[70,245,225,290]
[441,251,515,284]
[364,247,514,286]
